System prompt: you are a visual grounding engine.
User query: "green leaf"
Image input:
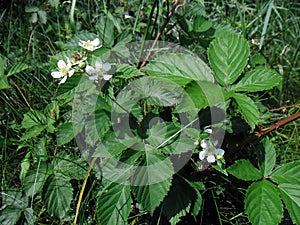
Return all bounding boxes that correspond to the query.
[96,182,132,225]
[245,180,283,225]
[0,56,10,90]
[131,76,184,107]
[115,64,143,79]
[162,177,197,225]
[97,17,115,47]
[52,153,87,180]
[2,189,28,209]
[55,74,83,98]
[227,159,262,181]
[0,207,22,225]
[56,122,83,146]
[20,125,45,140]
[142,53,214,86]
[186,180,204,217]
[132,151,173,213]
[193,16,212,33]
[258,138,276,177]
[7,63,31,77]
[44,175,73,218]
[23,162,51,197]
[22,110,47,129]
[208,32,249,86]
[270,161,300,185]
[278,183,300,225]
[232,93,259,131]
[179,80,225,111]
[231,69,282,92]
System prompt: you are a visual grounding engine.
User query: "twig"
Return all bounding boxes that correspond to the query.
[139,0,180,69]
[226,111,300,162]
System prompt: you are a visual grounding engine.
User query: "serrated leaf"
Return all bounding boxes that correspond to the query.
[0,207,22,225]
[52,153,87,180]
[208,32,249,86]
[227,159,262,181]
[21,125,45,140]
[23,162,51,197]
[131,76,184,107]
[7,63,31,77]
[233,93,259,131]
[193,16,212,33]
[44,175,73,218]
[57,122,83,146]
[97,17,114,47]
[142,53,214,86]
[162,177,199,225]
[179,80,225,111]
[231,69,282,92]
[96,182,132,225]
[132,151,173,213]
[278,183,300,225]
[55,74,83,97]
[245,180,283,225]
[115,64,143,79]
[258,138,276,177]
[22,110,47,129]
[2,189,27,209]
[146,122,179,148]
[270,161,300,185]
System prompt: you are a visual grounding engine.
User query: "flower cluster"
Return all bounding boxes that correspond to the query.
[197,128,225,165]
[51,38,112,84]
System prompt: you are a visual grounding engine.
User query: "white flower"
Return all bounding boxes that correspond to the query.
[199,139,225,163]
[85,60,112,81]
[78,38,101,51]
[51,58,75,84]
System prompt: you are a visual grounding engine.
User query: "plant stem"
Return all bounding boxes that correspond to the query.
[73,157,97,225]
[139,0,180,69]
[70,0,77,25]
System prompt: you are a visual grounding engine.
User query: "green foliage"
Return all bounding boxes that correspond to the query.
[245,180,283,225]
[227,159,262,181]
[1,1,298,225]
[229,138,300,225]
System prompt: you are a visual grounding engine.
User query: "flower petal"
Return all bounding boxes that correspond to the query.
[204,128,213,134]
[57,60,67,69]
[68,69,75,77]
[199,150,207,160]
[59,76,68,84]
[103,74,112,80]
[207,154,216,163]
[217,149,225,156]
[88,75,98,80]
[103,62,111,71]
[85,65,95,75]
[51,71,63,78]
[95,60,103,69]
[92,38,100,46]
[200,140,208,149]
